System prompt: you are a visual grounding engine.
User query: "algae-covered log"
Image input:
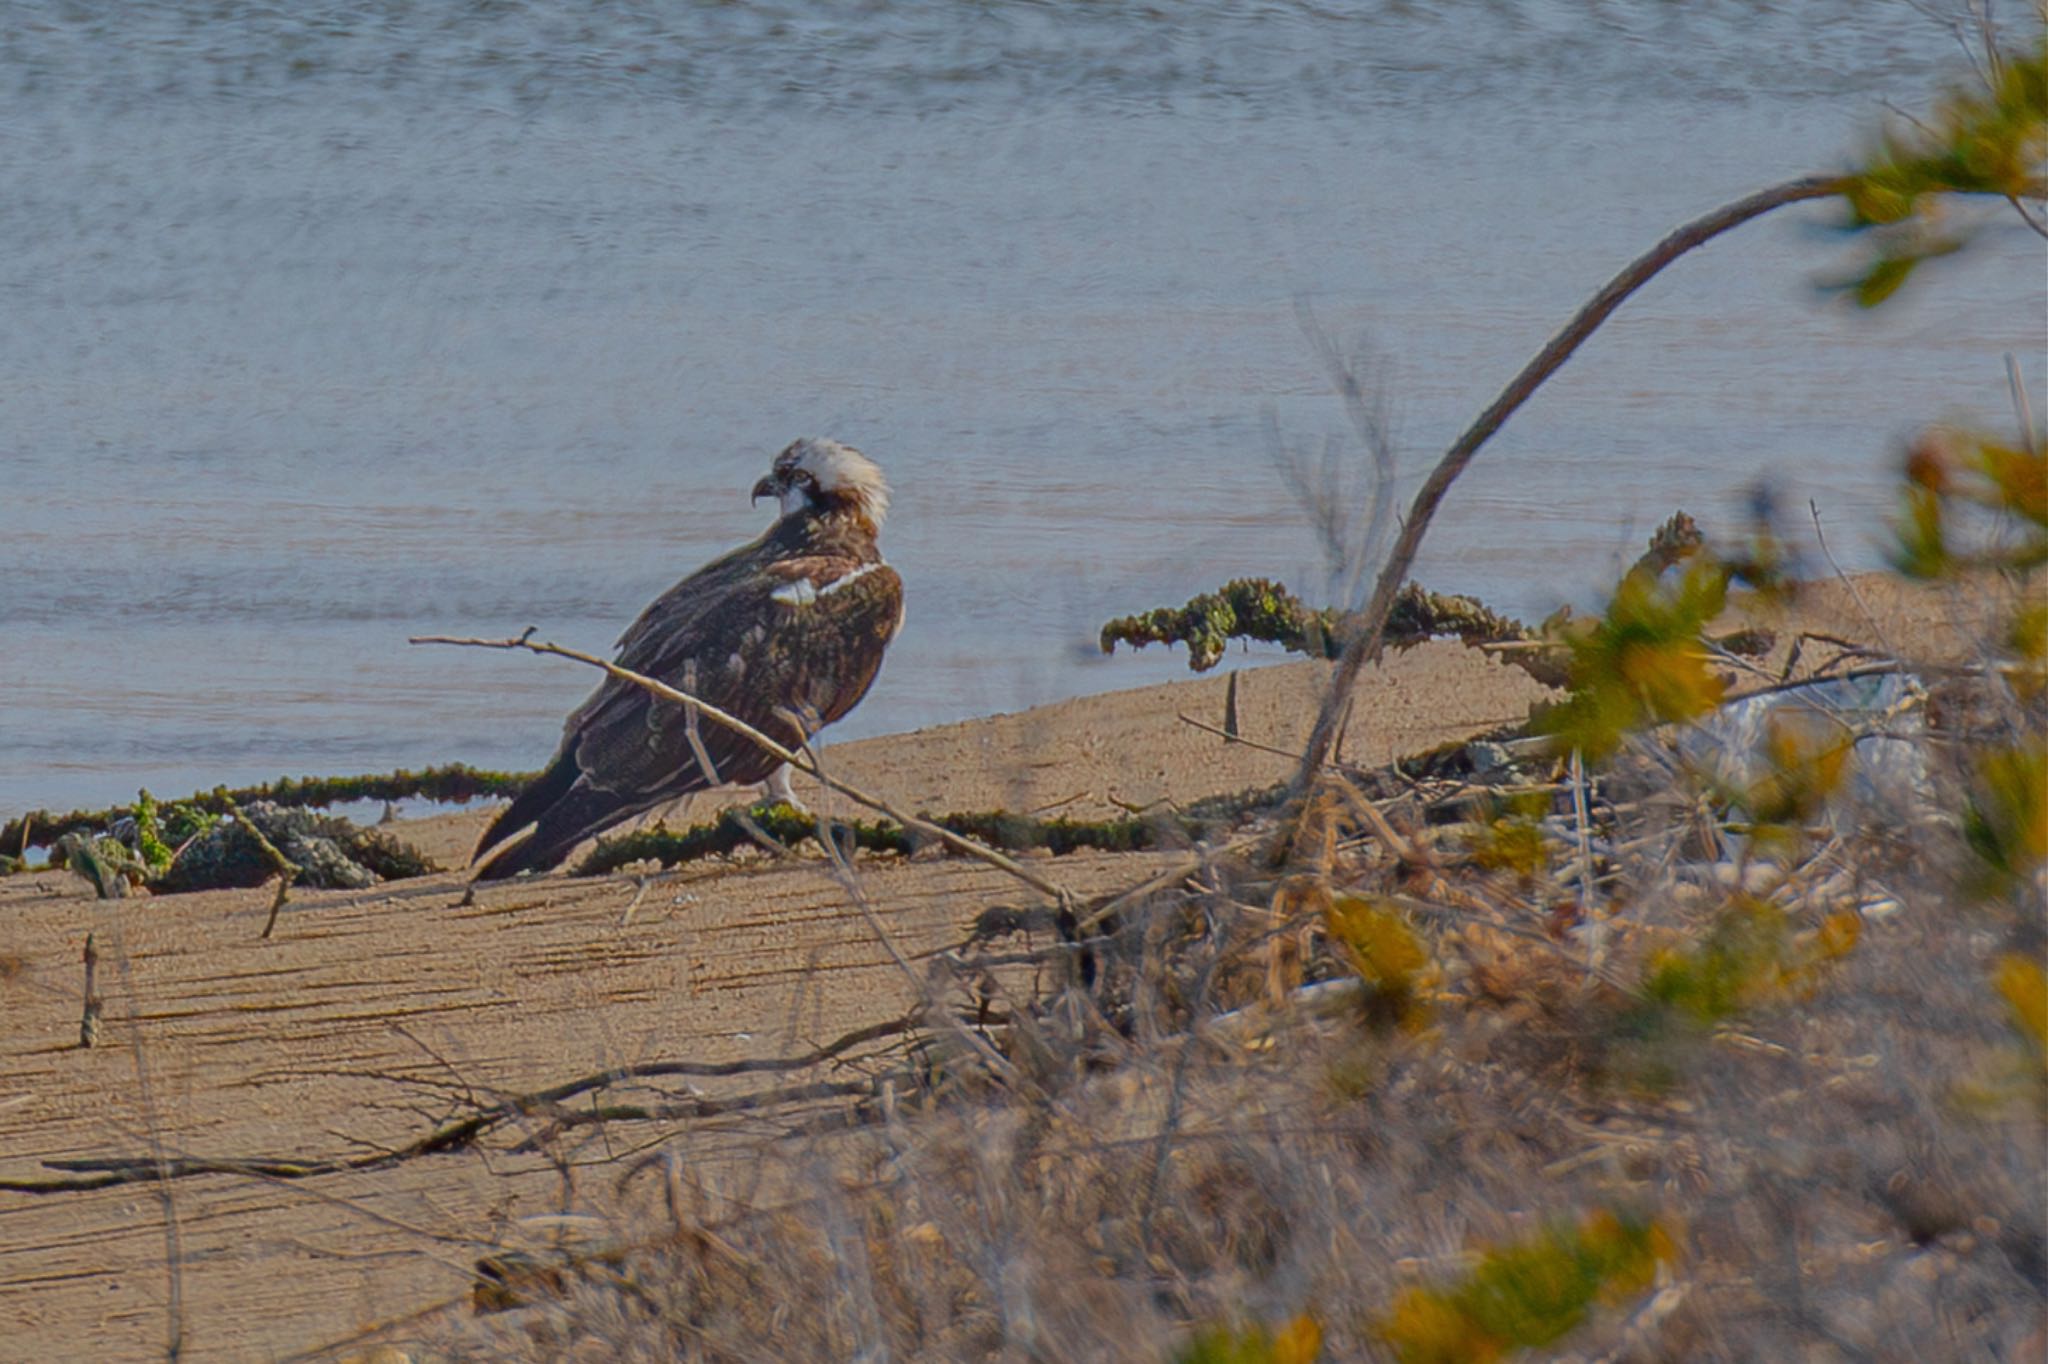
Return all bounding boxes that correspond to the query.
[1099,577,1537,674]
[1,763,533,857]
[576,804,1162,876]
[1095,514,1772,691]
[1098,578,1347,672]
[573,787,1285,877]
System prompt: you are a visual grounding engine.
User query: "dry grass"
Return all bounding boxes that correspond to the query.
[422,607,2046,1364]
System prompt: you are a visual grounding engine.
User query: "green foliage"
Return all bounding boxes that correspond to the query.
[1997,952,2048,1065]
[1956,952,2048,1111]
[2006,599,2048,700]
[1177,1314,1322,1364]
[1874,381,2047,1116]
[1834,35,2047,306]
[1467,791,1552,883]
[49,833,150,899]
[1645,897,1862,1024]
[1101,577,1344,672]
[1963,739,2048,896]
[1891,483,1952,579]
[1608,898,1861,1090]
[1536,557,1730,761]
[1717,710,1855,852]
[154,801,438,893]
[1374,1210,1672,1363]
[1890,420,2047,904]
[1641,897,1792,1024]
[1321,892,1433,1032]
[160,798,218,846]
[1891,428,2048,579]
[126,788,215,874]
[132,790,175,874]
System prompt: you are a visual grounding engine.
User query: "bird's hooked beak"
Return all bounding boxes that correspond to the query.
[751,474,777,505]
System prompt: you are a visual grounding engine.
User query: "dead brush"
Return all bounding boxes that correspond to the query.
[431,524,2041,1363]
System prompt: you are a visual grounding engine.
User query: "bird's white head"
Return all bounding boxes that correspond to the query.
[752,438,891,527]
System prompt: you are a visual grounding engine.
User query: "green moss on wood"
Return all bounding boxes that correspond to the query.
[574,804,1161,877]
[573,786,1286,878]
[0,763,534,857]
[1099,577,1346,672]
[1099,577,1537,673]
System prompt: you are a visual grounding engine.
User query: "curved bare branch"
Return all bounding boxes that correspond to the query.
[1292,173,1849,788]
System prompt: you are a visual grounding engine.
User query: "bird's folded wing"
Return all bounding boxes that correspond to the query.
[564,553,902,803]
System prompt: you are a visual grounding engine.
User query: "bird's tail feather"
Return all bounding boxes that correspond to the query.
[473,750,583,865]
[470,781,632,881]
[471,750,635,880]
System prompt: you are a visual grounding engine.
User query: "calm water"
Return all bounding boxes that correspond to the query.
[3,1,2043,817]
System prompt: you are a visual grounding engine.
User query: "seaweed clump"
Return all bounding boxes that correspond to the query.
[154,802,438,894]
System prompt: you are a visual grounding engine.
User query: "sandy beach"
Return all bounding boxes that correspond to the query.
[0,573,2001,1360]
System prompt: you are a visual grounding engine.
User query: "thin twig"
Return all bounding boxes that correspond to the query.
[273,1295,472,1364]
[2007,352,2039,453]
[0,1014,926,1195]
[503,1076,884,1149]
[2006,195,2048,239]
[220,795,301,940]
[1071,830,1267,935]
[1569,748,1603,977]
[804,752,916,986]
[1176,712,1330,767]
[79,933,101,1050]
[408,632,1071,905]
[1808,500,1901,664]
[1386,893,1635,992]
[1137,937,1221,1256]
[803,738,1026,1093]
[1334,779,1426,867]
[1296,299,1399,605]
[102,915,185,1359]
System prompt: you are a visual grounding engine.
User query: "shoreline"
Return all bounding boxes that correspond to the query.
[4,567,1994,868]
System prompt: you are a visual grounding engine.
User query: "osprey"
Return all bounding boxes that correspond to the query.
[471,438,903,880]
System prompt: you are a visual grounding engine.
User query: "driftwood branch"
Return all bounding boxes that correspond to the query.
[0,1014,927,1196]
[220,795,301,939]
[408,631,1073,903]
[1291,173,1849,789]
